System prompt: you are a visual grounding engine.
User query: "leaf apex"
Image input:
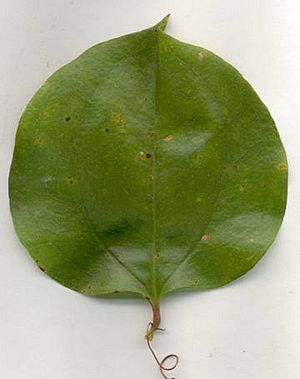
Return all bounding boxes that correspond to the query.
[155,14,171,31]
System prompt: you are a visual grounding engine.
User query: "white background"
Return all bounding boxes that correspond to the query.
[0,1,299,378]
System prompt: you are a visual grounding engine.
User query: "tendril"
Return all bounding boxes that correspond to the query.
[146,322,179,379]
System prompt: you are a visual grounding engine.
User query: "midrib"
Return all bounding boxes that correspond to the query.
[149,27,162,303]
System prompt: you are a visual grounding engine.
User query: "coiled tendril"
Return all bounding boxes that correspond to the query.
[146,322,179,379]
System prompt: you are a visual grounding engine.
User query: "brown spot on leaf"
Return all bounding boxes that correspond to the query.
[38,266,45,272]
[163,135,174,142]
[146,153,152,159]
[113,290,120,294]
[201,234,209,241]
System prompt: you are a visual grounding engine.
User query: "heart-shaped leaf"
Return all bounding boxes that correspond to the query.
[9,16,287,310]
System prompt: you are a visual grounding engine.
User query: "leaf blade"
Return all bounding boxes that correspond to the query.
[9,18,287,303]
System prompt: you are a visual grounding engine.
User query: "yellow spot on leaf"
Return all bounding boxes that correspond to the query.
[277,162,287,170]
[43,111,51,119]
[198,52,204,61]
[112,112,126,128]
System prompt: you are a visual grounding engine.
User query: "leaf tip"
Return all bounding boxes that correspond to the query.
[156,14,171,31]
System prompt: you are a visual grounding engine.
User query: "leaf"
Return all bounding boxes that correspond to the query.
[9,16,287,308]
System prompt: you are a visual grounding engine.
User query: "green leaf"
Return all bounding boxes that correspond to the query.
[9,16,287,306]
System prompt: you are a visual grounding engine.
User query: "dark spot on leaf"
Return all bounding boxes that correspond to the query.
[65,116,71,122]
[101,219,143,238]
[113,290,120,294]
[240,183,246,192]
[194,153,203,163]
[156,253,160,258]
[67,176,75,185]
[35,136,44,144]
[146,153,152,159]
[38,265,45,272]
[105,128,109,133]
[149,132,156,140]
